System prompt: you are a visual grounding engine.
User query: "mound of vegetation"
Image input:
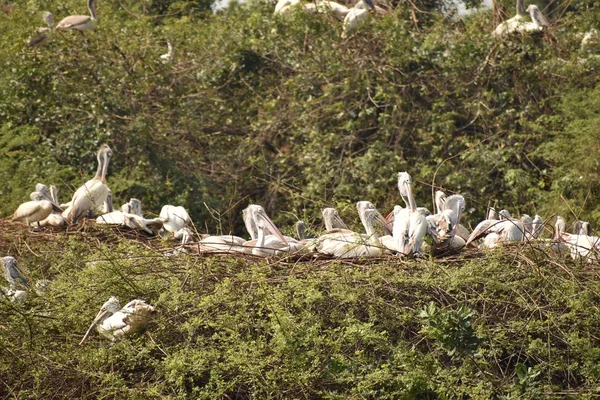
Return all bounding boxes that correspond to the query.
[1,225,600,398]
[1,0,599,232]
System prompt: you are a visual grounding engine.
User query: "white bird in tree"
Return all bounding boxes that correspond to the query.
[303,0,350,20]
[312,201,388,258]
[63,145,112,223]
[492,0,527,37]
[393,172,428,257]
[531,215,544,238]
[55,0,98,32]
[426,193,467,254]
[12,192,60,229]
[242,205,297,256]
[160,40,173,63]
[1,256,29,304]
[80,297,156,345]
[516,5,549,34]
[554,216,600,261]
[159,205,192,235]
[321,207,353,233]
[342,0,375,38]
[274,0,301,14]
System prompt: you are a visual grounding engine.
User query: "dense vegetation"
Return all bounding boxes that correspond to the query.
[1,225,600,398]
[1,0,599,232]
[2,0,600,397]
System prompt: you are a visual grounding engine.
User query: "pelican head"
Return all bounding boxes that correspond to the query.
[250,205,288,245]
[322,208,348,231]
[243,205,259,239]
[42,11,55,27]
[521,214,533,234]
[525,5,549,27]
[499,209,512,220]
[95,145,113,182]
[397,172,412,206]
[445,195,465,223]
[295,221,307,240]
[80,296,121,345]
[356,201,388,233]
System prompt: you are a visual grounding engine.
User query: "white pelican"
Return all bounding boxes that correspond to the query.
[198,234,247,253]
[244,206,293,256]
[555,216,600,261]
[531,215,543,238]
[311,201,388,258]
[321,207,352,233]
[35,184,68,228]
[12,192,58,229]
[1,256,29,304]
[572,220,592,236]
[303,0,350,20]
[159,205,192,234]
[393,172,428,256]
[521,214,533,236]
[242,204,302,245]
[342,0,375,38]
[274,0,301,14]
[56,0,97,32]
[492,0,527,37]
[516,5,549,34]
[96,198,142,225]
[80,297,156,344]
[466,217,525,249]
[64,144,112,223]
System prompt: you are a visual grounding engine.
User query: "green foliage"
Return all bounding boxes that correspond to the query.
[1,232,600,398]
[419,301,482,357]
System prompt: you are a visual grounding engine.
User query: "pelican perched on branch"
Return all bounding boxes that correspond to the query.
[63,145,112,223]
[1,257,29,304]
[517,5,549,34]
[242,205,297,256]
[303,0,350,20]
[321,207,352,233]
[56,0,98,32]
[492,0,527,37]
[80,297,156,344]
[466,215,525,249]
[426,193,467,254]
[393,172,428,256]
[555,216,600,261]
[159,205,192,235]
[274,0,301,14]
[342,0,375,38]
[311,201,388,258]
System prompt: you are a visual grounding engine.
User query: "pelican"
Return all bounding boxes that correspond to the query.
[35,184,68,228]
[274,0,301,14]
[96,198,142,225]
[311,201,387,258]
[243,205,293,256]
[321,207,352,233]
[555,216,600,261]
[393,172,428,256]
[56,0,98,32]
[492,0,527,37]
[572,220,592,236]
[28,11,55,46]
[198,233,247,253]
[531,215,544,238]
[466,216,525,249]
[63,145,112,223]
[517,5,549,34]
[242,204,302,245]
[521,214,533,237]
[80,297,156,344]
[303,0,350,20]
[342,0,375,38]
[12,192,58,229]
[1,257,29,304]
[159,205,192,234]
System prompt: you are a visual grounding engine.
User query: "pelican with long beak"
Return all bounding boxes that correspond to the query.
[36,184,68,227]
[79,296,156,344]
[466,215,525,249]
[518,5,549,34]
[554,216,600,261]
[55,0,98,32]
[393,172,428,256]
[311,201,388,258]
[243,205,292,256]
[12,192,61,229]
[241,205,304,253]
[64,145,112,223]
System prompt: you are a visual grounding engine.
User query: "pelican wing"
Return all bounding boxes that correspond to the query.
[56,15,92,29]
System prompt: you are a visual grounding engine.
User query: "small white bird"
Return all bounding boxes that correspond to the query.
[79,296,156,344]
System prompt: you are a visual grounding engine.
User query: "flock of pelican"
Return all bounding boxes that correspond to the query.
[4,143,600,344]
[26,0,560,46]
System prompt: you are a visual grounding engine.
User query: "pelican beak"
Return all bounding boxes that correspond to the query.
[79,309,108,345]
[101,151,111,182]
[365,0,375,9]
[332,213,349,230]
[259,211,289,245]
